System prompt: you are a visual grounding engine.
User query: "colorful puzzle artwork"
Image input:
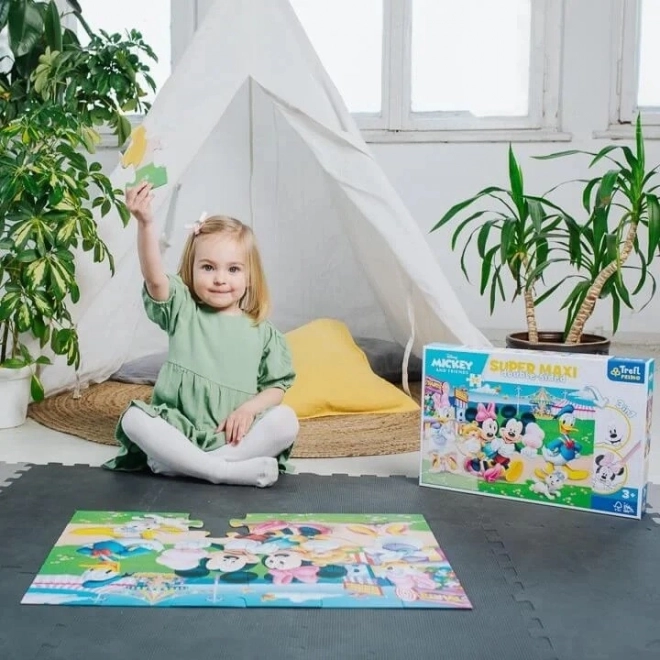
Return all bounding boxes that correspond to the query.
[21,511,471,609]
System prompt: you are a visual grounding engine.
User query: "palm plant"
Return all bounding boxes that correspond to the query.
[534,115,660,344]
[430,145,565,344]
[432,116,660,349]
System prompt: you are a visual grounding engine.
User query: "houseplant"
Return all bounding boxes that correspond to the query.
[430,115,660,354]
[0,0,156,427]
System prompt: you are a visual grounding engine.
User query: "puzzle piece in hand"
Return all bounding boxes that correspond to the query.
[128,163,168,189]
[121,125,162,169]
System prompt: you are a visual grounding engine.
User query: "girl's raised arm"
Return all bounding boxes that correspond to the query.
[126,183,169,301]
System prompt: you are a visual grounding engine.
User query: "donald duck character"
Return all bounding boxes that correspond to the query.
[535,404,589,481]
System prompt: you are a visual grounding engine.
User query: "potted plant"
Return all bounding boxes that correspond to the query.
[431,115,660,355]
[0,0,156,427]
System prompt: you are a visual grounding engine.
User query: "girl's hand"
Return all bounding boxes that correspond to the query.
[217,405,256,445]
[126,182,155,225]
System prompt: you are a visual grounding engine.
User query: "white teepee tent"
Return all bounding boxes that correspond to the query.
[41,0,491,396]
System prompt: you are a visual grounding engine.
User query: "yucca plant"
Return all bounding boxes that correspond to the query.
[534,115,660,344]
[432,115,660,349]
[430,145,567,344]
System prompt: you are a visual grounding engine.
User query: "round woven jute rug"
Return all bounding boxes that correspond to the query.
[27,380,422,459]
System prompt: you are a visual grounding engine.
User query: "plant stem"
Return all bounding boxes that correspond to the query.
[521,256,539,343]
[524,287,539,343]
[0,321,8,364]
[11,325,18,358]
[565,221,638,344]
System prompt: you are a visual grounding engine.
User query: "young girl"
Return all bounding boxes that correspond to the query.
[103,181,299,488]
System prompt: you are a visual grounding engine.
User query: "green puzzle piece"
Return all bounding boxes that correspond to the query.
[128,163,168,189]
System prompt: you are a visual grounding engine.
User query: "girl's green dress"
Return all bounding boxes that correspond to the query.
[103,274,296,473]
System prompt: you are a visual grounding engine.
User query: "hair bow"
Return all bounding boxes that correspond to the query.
[475,402,496,422]
[184,211,209,236]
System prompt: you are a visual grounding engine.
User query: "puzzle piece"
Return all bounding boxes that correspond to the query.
[120,125,163,169]
[120,124,168,190]
[128,163,168,189]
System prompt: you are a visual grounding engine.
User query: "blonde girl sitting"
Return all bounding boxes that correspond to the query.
[103,182,299,488]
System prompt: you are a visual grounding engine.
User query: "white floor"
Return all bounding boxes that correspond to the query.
[0,417,422,477]
[1,338,660,483]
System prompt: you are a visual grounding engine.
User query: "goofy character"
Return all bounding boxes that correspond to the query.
[535,404,589,481]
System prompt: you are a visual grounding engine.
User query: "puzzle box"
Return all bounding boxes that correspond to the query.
[419,344,654,519]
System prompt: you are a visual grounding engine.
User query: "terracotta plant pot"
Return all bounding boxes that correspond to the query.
[505,331,611,355]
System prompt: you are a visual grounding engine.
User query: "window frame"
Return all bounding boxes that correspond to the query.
[357,0,568,143]
[56,0,568,145]
[600,0,660,139]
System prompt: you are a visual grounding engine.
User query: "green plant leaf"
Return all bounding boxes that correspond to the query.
[117,114,132,146]
[589,145,621,169]
[30,373,45,402]
[636,113,645,173]
[8,0,44,58]
[1,357,27,369]
[534,275,582,306]
[611,290,621,335]
[44,0,63,52]
[507,145,524,217]
[500,218,517,272]
[595,170,619,209]
[449,211,488,250]
[430,186,504,232]
[533,149,589,161]
[479,245,499,295]
[646,194,660,263]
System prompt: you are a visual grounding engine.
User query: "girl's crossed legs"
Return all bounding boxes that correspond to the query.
[120,405,299,488]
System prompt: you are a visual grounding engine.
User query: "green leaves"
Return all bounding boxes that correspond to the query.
[434,114,659,342]
[430,144,568,318]
[0,96,136,400]
[43,0,62,52]
[8,0,44,58]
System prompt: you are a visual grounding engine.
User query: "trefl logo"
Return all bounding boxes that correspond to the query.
[607,359,646,384]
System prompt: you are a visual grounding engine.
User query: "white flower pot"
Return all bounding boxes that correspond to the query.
[0,366,32,429]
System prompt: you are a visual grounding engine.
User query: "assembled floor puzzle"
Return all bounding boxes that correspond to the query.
[420,344,654,519]
[21,511,471,609]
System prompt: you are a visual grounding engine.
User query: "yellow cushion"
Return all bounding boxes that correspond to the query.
[283,318,419,419]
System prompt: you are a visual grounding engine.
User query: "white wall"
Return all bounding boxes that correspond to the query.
[99,0,660,343]
[367,0,660,342]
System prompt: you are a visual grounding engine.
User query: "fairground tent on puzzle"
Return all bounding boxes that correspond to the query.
[40,0,490,396]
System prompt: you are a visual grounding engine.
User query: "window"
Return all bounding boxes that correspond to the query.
[609,0,660,133]
[59,0,172,105]
[290,0,564,141]
[410,0,530,117]
[636,0,660,110]
[290,0,383,115]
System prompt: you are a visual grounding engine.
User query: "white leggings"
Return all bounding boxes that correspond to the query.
[120,405,299,487]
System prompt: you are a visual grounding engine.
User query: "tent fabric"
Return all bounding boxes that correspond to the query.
[40,0,490,397]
